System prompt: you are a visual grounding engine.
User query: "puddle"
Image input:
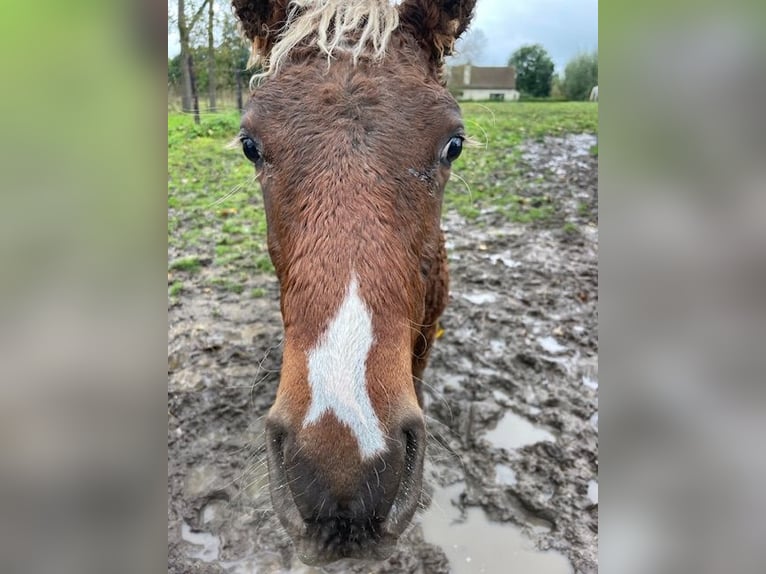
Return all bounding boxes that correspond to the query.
[420,483,572,574]
[588,480,598,504]
[520,134,597,178]
[485,411,557,451]
[495,464,517,486]
[181,522,220,562]
[461,291,498,305]
[201,499,227,524]
[217,553,298,574]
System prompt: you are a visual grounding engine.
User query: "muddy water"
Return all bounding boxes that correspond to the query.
[181,522,220,562]
[485,410,557,451]
[419,408,571,574]
[168,134,599,573]
[420,482,572,574]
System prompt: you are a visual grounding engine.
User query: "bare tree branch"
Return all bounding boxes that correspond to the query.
[189,0,210,32]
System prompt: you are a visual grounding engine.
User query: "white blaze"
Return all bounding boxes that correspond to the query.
[304,275,386,459]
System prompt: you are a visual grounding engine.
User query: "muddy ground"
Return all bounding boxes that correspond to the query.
[168,134,598,573]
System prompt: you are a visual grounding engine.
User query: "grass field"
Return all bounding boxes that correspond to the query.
[168,102,598,300]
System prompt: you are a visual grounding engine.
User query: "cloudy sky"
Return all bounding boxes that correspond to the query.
[169,0,597,72]
[467,0,598,71]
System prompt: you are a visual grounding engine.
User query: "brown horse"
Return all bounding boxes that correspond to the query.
[231,0,475,564]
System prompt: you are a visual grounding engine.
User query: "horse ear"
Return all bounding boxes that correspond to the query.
[398,0,477,62]
[231,0,290,65]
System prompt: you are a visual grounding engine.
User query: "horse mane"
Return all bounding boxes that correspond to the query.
[250,0,400,83]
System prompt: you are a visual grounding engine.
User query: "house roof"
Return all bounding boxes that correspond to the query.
[448,65,516,90]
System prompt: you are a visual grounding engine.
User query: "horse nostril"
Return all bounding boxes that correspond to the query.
[265,418,289,466]
[374,416,426,530]
[404,427,419,466]
[401,418,425,469]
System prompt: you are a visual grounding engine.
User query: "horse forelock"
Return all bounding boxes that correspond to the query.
[249,0,401,84]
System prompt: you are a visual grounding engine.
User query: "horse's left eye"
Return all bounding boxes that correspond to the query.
[442,136,464,164]
[241,137,261,164]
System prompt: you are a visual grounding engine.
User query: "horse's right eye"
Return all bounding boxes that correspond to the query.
[441,136,464,165]
[242,137,261,164]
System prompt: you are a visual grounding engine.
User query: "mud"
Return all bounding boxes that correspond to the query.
[168,134,598,573]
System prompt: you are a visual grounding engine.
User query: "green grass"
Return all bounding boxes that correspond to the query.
[563,222,579,234]
[167,102,597,277]
[168,111,269,281]
[169,255,201,273]
[207,276,246,294]
[446,102,597,220]
[168,281,184,297]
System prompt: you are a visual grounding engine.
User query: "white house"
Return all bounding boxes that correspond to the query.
[447,64,520,101]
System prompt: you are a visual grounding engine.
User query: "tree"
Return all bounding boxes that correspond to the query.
[508,44,555,98]
[176,0,212,123]
[168,42,250,93]
[207,0,217,112]
[550,73,565,100]
[562,52,598,101]
[169,0,253,112]
[168,55,182,88]
[448,28,487,66]
[218,14,251,111]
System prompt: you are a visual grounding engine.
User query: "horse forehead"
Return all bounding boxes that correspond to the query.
[248,59,453,126]
[303,275,386,459]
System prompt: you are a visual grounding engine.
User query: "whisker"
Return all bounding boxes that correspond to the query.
[464,119,489,150]
[205,182,245,209]
[225,454,269,491]
[226,436,264,456]
[472,103,498,127]
[414,375,454,423]
[424,418,470,475]
[407,323,429,359]
[405,317,438,330]
[224,135,243,150]
[450,171,473,203]
[293,475,319,501]
[273,473,304,491]
[249,336,284,407]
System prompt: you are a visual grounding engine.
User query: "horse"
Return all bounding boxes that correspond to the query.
[230,0,475,564]
[589,85,598,101]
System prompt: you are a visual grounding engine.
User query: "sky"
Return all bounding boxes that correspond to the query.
[467,0,598,71]
[169,0,598,72]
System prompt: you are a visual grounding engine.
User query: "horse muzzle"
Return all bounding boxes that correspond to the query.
[264,413,426,564]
